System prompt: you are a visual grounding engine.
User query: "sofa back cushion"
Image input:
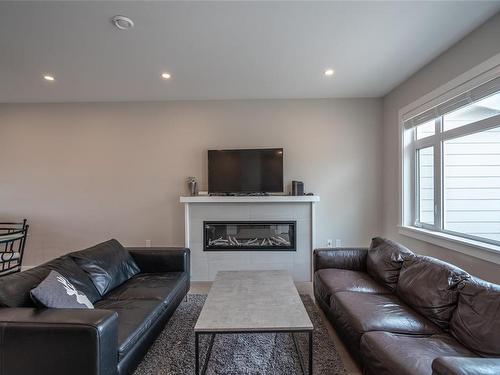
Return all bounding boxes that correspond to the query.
[396,255,470,330]
[0,266,48,307]
[450,277,500,357]
[0,255,101,307]
[366,237,413,291]
[70,239,140,295]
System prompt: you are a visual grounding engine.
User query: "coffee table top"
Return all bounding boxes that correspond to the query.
[194,270,313,333]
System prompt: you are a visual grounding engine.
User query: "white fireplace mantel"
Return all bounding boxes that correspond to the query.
[180,195,320,203]
[180,195,319,281]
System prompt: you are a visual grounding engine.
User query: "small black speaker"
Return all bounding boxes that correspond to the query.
[292,181,304,196]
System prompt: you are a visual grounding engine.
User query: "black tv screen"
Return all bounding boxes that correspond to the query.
[208,148,283,193]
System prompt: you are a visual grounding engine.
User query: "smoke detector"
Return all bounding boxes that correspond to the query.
[111,15,134,30]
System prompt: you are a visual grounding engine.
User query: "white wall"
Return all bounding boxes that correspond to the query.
[0,98,382,266]
[382,13,500,283]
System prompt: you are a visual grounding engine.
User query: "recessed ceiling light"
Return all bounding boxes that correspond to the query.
[161,72,171,80]
[43,75,55,81]
[111,15,134,30]
[324,69,335,77]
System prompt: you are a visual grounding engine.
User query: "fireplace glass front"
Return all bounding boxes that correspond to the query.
[203,221,296,251]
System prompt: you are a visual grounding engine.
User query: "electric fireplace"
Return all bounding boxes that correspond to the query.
[203,221,296,251]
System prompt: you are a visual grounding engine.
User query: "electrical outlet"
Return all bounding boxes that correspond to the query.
[335,239,342,247]
[145,240,152,247]
[327,239,333,248]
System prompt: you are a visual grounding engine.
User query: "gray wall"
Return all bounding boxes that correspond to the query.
[0,98,382,266]
[382,13,500,283]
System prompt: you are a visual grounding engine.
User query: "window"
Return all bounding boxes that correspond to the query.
[416,120,435,140]
[417,146,434,225]
[443,128,500,243]
[404,77,500,248]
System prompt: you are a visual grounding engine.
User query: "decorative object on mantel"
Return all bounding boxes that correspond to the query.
[187,176,199,196]
[291,180,304,196]
[0,219,29,276]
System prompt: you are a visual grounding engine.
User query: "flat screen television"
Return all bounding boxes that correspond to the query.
[208,148,283,194]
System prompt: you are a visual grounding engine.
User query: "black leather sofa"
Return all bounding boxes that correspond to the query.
[314,237,500,375]
[0,239,190,375]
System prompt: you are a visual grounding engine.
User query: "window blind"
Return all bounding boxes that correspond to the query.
[403,76,500,129]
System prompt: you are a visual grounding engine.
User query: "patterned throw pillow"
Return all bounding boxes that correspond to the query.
[30,270,94,309]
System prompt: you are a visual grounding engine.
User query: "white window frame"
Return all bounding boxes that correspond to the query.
[399,53,500,265]
[412,114,500,243]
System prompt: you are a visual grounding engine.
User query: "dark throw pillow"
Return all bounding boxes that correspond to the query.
[70,239,140,295]
[366,237,413,291]
[30,270,94,309]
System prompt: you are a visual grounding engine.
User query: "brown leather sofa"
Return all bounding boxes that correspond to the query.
[313,237,500,375]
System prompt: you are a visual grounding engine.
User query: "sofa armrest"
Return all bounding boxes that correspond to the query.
[432,356,500,375]
[0,308,118,375]
[126,247,190,274]
[313,247,368,272]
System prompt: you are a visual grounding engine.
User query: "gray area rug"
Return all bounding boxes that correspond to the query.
[134,294,347,375]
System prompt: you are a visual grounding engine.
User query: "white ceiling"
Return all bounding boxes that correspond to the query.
[0,1,499,103]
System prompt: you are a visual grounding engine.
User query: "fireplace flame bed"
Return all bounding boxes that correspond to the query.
[203,221,296,251]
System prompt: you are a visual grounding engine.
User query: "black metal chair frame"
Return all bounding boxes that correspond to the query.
[0,219,29,276]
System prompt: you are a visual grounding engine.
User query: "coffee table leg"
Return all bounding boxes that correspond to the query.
[292,332,309,375]
[201,333,215,375]
[309,331,313,375]
[195,332,199,375]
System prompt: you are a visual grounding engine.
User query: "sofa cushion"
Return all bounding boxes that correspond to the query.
[396,255,470,330]
[103,272,189,304]
[367,237,413,291]
[0,255,100,307]
[314,268,390,304]
[70,239,140,295]
[361,332,475,375]
[432,357,500,375]
[330,292,440,350]
[94,298,165,359]
[450,277,500,357]
[30,270,94,309]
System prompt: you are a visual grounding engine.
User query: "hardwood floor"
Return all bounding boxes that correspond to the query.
[189,281,362,375]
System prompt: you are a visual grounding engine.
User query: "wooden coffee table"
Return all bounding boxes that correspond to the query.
[194,270,314,374]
